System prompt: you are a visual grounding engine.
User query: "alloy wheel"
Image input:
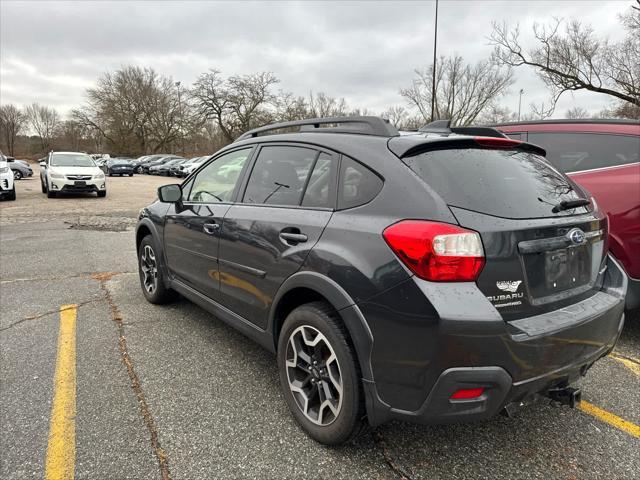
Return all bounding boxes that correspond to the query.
[285,325,343,426]
[14,170,22,180]
[140,245,158,294]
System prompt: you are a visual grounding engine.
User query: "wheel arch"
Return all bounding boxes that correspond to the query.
[269,271,374,382]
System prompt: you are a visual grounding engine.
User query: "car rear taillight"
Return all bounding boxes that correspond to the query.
[383,220,485,282]
[474,136,521,148]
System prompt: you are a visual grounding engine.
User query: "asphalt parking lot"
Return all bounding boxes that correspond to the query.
[1,169,638,479]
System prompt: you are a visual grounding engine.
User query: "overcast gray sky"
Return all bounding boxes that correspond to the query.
[0,0,632,119]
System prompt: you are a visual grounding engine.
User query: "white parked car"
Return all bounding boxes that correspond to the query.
[0,153,16,201]
[179,156,209,177]
[40,151,107,198]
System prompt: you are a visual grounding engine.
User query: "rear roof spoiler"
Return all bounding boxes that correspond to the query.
[388,134,547,158]
[419,120,508,139]
[234,116,399,142]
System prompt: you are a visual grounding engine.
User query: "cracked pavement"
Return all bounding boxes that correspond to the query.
[1,175,638,479]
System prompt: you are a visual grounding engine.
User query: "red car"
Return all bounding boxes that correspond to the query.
[494,119,640,310]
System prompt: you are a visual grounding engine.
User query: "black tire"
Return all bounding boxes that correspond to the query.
[138,235,177,304]
[129,173,133,177]
[97,190,107,198]
[13,170,22,180]
[7,188,16,201]
[108,172,112,177]
[277,301,364,445]
[41,179,47,193]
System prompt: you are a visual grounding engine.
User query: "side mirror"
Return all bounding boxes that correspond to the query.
[158,184,182,203]
[39,161,46,167]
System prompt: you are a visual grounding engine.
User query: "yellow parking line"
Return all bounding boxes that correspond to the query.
[45,304,77,480]
[578,400,640,438]
[609,352,640,376]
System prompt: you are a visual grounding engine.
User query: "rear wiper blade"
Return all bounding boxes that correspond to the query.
[551,198,590,213]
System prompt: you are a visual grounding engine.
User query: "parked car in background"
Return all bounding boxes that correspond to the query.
[156,158,187,176]
[106,158,135,176]
[40,151,106,198]
[177,156,209,177]
[169,157,195,176]
[134,155,165,173]
[6,157,33,180]
[494,119,640,311]
[0,153,16,200]
[95,158,108,173]
[136,116,626,445]
[139,155,181,174]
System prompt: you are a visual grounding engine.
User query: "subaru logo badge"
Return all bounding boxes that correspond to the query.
[567,228,586,245]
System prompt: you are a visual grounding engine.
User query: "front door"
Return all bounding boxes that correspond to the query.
[163,147,254,300]
[218,145,337,329]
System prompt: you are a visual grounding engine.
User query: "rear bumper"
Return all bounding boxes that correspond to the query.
[360,254,627,426]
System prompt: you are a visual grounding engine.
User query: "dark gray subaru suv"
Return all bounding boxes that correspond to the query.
[136,117,626,445]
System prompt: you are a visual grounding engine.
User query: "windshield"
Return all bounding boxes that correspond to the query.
[50,153,95,167]
[111,159,130,164]
[404,148,590,219]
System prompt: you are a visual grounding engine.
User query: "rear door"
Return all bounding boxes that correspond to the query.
[402,146,608,320]
[163,148,254,300]
[217,144,337,329]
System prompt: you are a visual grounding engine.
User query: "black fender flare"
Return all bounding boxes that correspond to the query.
[268,271,375,382]
[136,217,170,282]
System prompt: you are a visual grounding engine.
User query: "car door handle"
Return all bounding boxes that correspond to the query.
[279,231,308,244]
[203,223,220,235]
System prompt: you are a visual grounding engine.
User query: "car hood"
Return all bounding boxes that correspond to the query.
[49,166,103,176]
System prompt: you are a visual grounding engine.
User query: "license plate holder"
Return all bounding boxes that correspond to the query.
[545,246,590,291]
[74,180,86,186]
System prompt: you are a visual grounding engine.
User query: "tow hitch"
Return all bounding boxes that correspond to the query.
[548,386,582,408]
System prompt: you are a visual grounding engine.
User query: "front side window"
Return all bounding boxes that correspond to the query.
[242,146,317,206]
[188,148,252,203]
[527,132,640,173]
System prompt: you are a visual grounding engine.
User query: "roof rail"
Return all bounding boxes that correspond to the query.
[419,120,507,139]
[234,116,399,142]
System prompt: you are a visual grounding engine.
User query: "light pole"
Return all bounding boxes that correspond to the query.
[430,0,439,122]
[175,81,183,154]
[518,89,524,121]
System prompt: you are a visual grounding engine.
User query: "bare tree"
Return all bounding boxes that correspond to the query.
[274,91,309,121]
[307,91,349,118]
[613,101,640,119]
[0,104,26,156]
[381,105,408,128]
[191,70,279,142]
[74,66,185,154]
[25,103,60,151]
[489,1,640,115]
[477,103,518,124]
[400,54,514,125]
[565,106,590,119]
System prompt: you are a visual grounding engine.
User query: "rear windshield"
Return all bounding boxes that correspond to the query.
[404,148,590,219]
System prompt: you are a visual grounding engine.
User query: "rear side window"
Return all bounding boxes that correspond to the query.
[301,152,334,208]
[528,132,639,173]
[243,146,317,206]
[404,148,590,219]
[338,156,383,209]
